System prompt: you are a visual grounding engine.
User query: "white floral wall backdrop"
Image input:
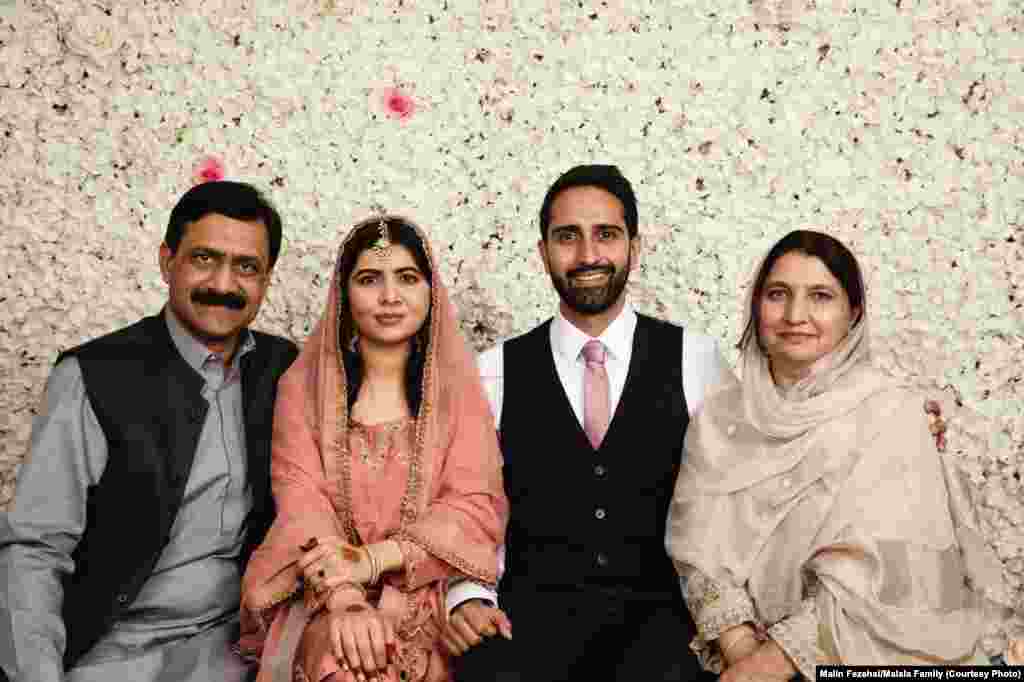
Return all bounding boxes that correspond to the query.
[1,0,1022,642]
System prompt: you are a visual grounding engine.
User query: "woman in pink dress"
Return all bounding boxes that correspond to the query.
[239,215,508,682]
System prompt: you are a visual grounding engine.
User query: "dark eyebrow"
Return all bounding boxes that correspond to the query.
[551,224,624,233]
[395,266,423,276]
[232,255,264,266]
[352,268,382,278]
[192,247,264,266]
[191,247,225,258]
[764,280,838,291]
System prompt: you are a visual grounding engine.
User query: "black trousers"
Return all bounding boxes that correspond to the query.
[453,584,714,682]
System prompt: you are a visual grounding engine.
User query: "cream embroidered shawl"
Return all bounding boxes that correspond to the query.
[667,315,1008,669]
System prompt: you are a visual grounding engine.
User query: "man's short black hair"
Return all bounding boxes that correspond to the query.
[538,165,638,240]
[165,181,283,267]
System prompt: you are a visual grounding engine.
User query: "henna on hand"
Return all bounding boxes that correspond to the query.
[339,546,363,563]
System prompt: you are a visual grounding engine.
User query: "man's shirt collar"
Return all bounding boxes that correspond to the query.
[163,307,255,378]
[551,300,636,364]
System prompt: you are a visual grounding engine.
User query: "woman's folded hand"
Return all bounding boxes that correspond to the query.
[328,601,398,679]
[721,639,797,682]
[298,535,372,589]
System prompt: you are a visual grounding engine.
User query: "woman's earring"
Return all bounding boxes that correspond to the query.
[349,333,359,353]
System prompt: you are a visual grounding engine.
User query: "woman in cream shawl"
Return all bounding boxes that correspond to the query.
[239,216,508,682]
[667,230,1008,679]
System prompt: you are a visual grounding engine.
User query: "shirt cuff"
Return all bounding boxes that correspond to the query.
[766,596,818,680]
[4,659,64,682]
[683,570,758,673]
[444,579,497,617]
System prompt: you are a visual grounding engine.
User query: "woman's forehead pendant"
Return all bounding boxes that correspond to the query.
[373,212,392,261]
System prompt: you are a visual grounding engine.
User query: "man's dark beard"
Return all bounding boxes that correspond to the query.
[192,289,247,310]
[550,256,631,316]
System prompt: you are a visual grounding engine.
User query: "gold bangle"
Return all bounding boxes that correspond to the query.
[336,545,378,585]
[365,545,381,585]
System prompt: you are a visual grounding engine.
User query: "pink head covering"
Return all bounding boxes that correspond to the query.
[242,215,507,615]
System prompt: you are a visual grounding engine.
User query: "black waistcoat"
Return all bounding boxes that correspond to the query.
[499,314,689,596]
[54,313,297,669]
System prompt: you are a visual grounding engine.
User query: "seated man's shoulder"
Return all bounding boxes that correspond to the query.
[655,318,727,367]
[638,313,714,344]
[250,329,299,355]
[637,311,682,329]
[477,341,504,364]
[476,336,513,376]
[58,316,153,364]
[479,321,550,360]
[245,331,300,381]
[684,327,721,352]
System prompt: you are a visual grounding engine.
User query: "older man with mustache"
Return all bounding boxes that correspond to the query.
[0,181,298,682]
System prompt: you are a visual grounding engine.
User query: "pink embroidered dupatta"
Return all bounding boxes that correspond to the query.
[239,217,507,680]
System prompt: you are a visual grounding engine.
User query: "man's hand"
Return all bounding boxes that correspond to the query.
[924,400,947,452]
[437,599,512,656]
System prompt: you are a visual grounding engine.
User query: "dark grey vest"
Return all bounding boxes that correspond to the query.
[499,314,689,595]
[55,313,297,669]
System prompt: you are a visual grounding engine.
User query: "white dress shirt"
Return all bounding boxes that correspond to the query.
[446,302,733,613]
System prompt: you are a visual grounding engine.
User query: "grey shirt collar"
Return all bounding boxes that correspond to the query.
[163,306,256,379]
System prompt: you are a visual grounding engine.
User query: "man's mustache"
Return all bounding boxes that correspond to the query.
[567,265,614,280]
[191,289,247,310]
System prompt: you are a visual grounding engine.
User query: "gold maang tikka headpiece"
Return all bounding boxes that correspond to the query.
[370,204,392,260]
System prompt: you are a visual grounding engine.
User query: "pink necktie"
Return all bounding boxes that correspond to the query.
[582,340,610,449]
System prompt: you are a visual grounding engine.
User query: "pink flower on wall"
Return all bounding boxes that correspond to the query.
[192,155,226,184]
[381,87,415,121]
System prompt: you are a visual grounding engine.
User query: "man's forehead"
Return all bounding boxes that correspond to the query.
[550,221,626,229]
[549,188,626,224]
[180,215,269,257]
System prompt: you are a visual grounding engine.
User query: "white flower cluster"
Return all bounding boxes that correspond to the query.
[1,0,1022,645]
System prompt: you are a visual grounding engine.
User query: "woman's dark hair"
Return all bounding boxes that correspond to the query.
[539,164,639,240]
[739,230,865,351]
[166,181,284,267]
[336,217,433,416]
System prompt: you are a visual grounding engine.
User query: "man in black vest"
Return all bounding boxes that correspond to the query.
[0,181,298,682]
[446,165,731,680]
